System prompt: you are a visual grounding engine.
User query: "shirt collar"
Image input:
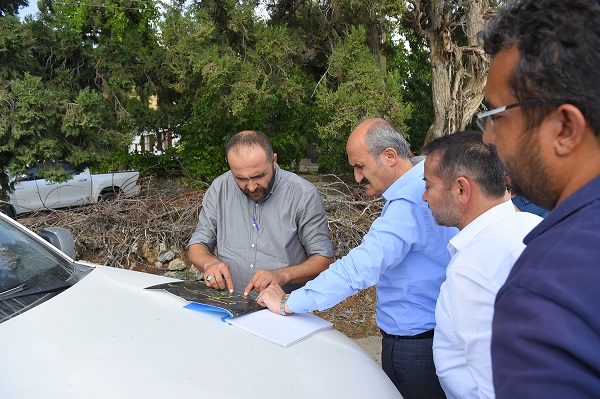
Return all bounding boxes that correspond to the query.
[382,160,424,202]
[448,200,516,255]
[523,175,600,245]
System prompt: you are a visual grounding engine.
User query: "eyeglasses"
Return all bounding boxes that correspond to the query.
[475,99,550,133]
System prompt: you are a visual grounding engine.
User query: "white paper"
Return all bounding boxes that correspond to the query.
[226,309,333,347]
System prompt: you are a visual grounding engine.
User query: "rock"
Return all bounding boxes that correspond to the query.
[188,265,203,280]
[167,259,187,271]
[162,271,181,279]
[158,250,175,263]
[141,242,158,261]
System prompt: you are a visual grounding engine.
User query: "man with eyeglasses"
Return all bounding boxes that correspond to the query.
[478,1,600,398]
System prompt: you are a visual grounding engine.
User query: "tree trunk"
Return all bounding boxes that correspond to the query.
[407,0,490,143]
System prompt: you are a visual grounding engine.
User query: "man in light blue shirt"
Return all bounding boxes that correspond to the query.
[257,118,457,399]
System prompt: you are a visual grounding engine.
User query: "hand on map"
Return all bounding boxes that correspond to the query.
[255,284,286,314]
[243,269,286,296]
[203,260,234,293]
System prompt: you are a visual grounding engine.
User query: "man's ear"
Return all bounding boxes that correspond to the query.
[382,147,398,165]
[273,153,278,165]
[553,104,587,156]
[454,176,471,205]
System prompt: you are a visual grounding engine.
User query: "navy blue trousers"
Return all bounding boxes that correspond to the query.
[381,335,446,399]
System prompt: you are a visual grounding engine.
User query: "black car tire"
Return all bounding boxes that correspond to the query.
[100,192,116,202]
[0,204,16,219]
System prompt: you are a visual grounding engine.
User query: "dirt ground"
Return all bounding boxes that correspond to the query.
[314,286,380,339]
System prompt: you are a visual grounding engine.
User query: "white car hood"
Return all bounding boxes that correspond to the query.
[0,265,400,399]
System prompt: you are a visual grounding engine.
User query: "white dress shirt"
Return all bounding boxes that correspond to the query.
[433,200,542,399]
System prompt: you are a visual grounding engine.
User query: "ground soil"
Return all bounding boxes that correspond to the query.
[315,286,380,339]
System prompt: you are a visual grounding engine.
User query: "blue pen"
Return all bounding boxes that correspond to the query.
[253,217,259,231]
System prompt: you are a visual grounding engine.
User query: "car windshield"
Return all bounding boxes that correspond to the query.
[0,217,83,323]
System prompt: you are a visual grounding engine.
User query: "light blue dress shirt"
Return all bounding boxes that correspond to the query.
[288,161,457,335]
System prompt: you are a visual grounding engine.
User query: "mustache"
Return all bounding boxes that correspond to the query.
[360,178,369,185]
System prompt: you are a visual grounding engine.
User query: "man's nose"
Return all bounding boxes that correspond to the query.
[354,170,363,184]
[482,131,496,146]
[248,180,258,192]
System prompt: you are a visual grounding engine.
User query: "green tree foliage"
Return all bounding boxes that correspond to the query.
[265,0,422,167]
[0,0,28,17]
[0,15,33,80]
[315,26,409,173]
[161,0,317,180]
[1,0,491,194]
[156,0,424,182]
[97,147,182,177]
[389,29,433,153]
[0,0,166,197]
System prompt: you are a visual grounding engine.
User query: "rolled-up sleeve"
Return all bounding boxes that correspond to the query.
[296,187,334,259]
[187,185,218,252]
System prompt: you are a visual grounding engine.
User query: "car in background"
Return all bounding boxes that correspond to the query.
[0,213,401,398]
[1,162,141,218]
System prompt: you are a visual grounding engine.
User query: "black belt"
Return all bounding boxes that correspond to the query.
[380,328,434,340]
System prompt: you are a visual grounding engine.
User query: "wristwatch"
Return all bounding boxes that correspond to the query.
[279,294,293,316]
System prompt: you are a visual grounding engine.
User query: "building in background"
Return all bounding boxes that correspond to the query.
[129,95,179,154]
[129,129,179,155]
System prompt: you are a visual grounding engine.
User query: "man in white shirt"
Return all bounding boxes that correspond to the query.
[421,131,542,399]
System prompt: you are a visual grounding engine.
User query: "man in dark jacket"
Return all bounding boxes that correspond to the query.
[477,1,600,397]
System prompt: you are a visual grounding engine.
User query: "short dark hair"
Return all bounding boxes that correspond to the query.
[364,119,411,162]
[480,0,600,138]
[226,130,274,162]
[421,131,506,198]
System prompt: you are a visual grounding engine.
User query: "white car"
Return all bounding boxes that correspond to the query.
[0,213,401,399]
[2,162,141,218]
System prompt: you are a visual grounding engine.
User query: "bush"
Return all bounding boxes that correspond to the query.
[95,148,183,178]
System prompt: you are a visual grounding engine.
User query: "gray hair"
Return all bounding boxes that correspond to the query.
[364,120,410,162]
[410,155,426,166]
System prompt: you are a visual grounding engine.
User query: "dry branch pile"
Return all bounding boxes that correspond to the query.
[18,175,384,338]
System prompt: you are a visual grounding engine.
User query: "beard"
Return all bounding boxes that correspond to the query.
[503,133,558,210]
[431,192,462,228]
[242,167,276,203]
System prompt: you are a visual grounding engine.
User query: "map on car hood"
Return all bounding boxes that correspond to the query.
[146,280,333,347]
[145,280,264,318]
